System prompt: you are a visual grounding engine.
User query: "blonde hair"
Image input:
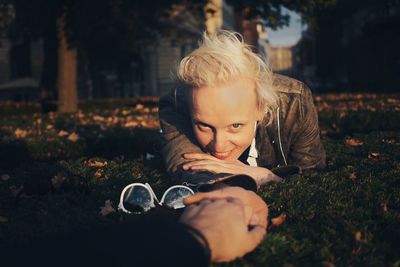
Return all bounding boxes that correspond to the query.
[177,30,277,123]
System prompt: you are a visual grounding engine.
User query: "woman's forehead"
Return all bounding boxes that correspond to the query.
[188,78,259,124]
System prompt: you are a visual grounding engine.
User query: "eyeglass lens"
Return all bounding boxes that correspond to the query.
[163,187,194,209]
[123,186,153,213]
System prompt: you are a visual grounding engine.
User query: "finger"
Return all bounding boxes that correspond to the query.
[182,160,211,170]
[198,199,213,205]
[183,192,215,205]
[183,159,220,171]
[184,153,218,161]
[242,225,266,254]
[189,162,235,173]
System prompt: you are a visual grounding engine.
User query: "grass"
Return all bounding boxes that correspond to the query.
[0,93,399,266]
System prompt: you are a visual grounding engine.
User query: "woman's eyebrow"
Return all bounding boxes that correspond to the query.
[192,119,213,127]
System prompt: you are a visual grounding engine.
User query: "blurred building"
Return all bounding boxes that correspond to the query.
[268,46,293,73]
[0,37,42,100]
[0,0,276,100]
[148,0,235,96]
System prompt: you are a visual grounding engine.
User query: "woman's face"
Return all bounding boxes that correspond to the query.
[189,78,263,162]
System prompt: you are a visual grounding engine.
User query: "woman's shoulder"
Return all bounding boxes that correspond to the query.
[272,74,311,96]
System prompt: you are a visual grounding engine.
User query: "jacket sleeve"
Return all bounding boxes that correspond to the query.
[158,88,205,174]
[288,85,326,170]
[1,215,210,267]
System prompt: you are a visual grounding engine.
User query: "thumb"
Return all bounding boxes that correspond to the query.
[183,193,208,205]
[242,225,266,255]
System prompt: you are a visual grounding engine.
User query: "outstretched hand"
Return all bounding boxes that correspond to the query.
[180,198,266,262]
[183,153,282,186]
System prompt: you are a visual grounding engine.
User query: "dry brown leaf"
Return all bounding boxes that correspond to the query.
[354,231,367,244]
[124,121,138,128]
[93,115,105,121]
[122,109,131,115]
[86,160,107,167]
[355,231,362,241]
[46,124,54,130]
[67,132,80,142]
[1,174,11,181]
[383,139,396,145]
[271,213,287,226]
[58,130,69,137]
[345,138,364,146]
[94,169,104,178]
[14,128,28,138]
[368,152,380,159]
[99,200,115,216]
[349,172,357,180]
[382,201,388,213]
[135,104,144,110]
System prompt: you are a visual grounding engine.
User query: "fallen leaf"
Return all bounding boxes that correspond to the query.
[51,173,67,189]
[67,132,80,142]
[122,109,131,115]
[99,200,115,216]
[94,169,104,178]
[368,152,380,159]
[355,231,362,241]
[124,121,138,128]
[46,124,54,130]
[382,201,388,213]
[58,130,69,137]
[345,138,364,146]
[86,160,108,167]
[349,172,357,180]
[14,128,28,138]
[93,115,105,121]
[135,104,144,110]
[354,231,367,244]
[271,213,287,226]
[1,174,11,181]
[0,216,8,223]
[382,139,396,144]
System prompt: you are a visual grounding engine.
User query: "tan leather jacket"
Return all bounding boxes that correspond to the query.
[159,74,326,189]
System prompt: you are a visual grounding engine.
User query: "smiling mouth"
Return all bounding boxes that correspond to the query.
[210,150,233,159]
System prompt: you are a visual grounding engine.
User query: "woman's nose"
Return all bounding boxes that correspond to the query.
[211,131,228,152]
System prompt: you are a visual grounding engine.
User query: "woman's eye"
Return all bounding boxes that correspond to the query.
[197,124,211,131]
[232,123,241,129]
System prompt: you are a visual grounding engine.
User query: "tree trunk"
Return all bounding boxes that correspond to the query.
[57,16,78,113]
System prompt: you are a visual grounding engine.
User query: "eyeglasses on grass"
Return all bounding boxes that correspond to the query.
[118,183,195,214]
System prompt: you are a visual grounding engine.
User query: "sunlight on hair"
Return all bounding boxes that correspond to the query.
[177,30,277,124]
